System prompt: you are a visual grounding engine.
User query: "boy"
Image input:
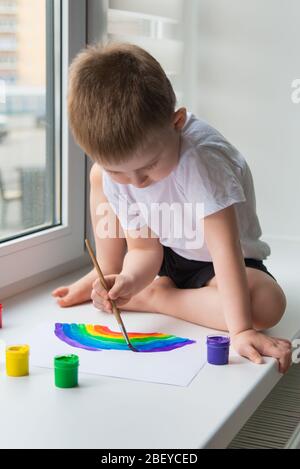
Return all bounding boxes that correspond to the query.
[52,42,291,373]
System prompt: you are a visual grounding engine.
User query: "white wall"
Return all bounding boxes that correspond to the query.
[108,0,186,104]
[110,0,183,21]
[186,0,300,241]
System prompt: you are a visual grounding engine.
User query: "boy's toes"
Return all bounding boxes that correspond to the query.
[57,298,69,307]
[52,287,69,298]
[56,294,75,307]
[56,289,91,308]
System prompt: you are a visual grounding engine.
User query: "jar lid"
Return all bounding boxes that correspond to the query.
[6,345,30,357]
[54,354,79,369]
[206,335,230,347]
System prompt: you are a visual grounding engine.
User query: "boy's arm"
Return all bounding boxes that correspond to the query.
[112,225,163,297]
[204,205,291,372]
[204,205,253,336]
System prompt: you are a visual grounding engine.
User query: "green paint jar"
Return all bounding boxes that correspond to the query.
[54,354,79,388]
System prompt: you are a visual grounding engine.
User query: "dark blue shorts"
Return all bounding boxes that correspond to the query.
[158,245,277,289]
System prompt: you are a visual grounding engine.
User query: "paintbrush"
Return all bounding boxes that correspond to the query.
[85,239,138,353]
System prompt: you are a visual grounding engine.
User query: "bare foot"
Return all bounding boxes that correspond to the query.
[51,269,98,307]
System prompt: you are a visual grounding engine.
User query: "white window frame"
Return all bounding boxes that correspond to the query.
[0,0,89,298]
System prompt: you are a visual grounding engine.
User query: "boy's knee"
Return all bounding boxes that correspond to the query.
[251,283,287,330]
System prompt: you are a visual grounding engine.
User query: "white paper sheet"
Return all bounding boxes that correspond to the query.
[28,315,206,386]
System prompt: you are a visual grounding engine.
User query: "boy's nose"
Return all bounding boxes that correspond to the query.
[130,173,148,187]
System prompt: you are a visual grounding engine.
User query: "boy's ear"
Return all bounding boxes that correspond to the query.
[173,108,187,131]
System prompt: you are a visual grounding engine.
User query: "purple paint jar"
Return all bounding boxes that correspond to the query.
[207,335,230,365]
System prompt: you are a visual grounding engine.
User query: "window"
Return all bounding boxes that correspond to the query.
[0,0,60,242]
[0,0,87,296]
[0,1,17,14]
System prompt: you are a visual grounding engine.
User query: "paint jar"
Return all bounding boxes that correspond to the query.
[207,335,230,365]
[6,345,30,377]
[54,354,79,388]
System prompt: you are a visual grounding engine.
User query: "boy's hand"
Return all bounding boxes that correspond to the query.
[232,329,292,374]
[91,274,135,313]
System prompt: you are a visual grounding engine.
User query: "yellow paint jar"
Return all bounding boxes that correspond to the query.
[6,345,30,377]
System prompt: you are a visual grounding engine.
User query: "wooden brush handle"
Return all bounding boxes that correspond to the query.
[85,239,137,352]
[85,239,122,319]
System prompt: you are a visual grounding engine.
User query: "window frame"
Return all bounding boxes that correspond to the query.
[0,0,89,298]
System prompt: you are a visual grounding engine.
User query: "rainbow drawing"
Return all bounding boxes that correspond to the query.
[54,323,196,353]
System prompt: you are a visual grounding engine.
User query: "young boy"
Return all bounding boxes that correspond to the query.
[52,42,291,373]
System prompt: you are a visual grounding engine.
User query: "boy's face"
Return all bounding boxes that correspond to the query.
[101,108,187,189]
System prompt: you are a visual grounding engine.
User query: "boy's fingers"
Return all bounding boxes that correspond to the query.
[101,299,112,313]
[93,277,111,290]
[104,300,112,311]
[108,288,120,300]
[245,346,264,365]
[92,278,109,297]
[93,276,130,306]
[276,338,292,345]
[91,289,97,301]
[93,298,112,313]
[275,351,291,374]
[99,290,109,299]
[114,296,131,307]
[109,277,126,300]
[276,343,292,354]
[276,349,292,374]
[279,355,292,374]
[276,339,292,349]
[91,291,109,306]
[262,342,292,374]
[93,278,103,290]
[95,286,108,299]
[265,342,289,359]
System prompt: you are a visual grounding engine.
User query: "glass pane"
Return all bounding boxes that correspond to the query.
[0,0,61,242]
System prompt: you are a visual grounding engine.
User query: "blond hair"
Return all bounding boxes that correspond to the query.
[67,42,177,163]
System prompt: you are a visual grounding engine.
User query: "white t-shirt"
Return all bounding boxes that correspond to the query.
[102,112,271,262]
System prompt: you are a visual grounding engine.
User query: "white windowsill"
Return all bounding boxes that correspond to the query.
[0,238,299,449]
